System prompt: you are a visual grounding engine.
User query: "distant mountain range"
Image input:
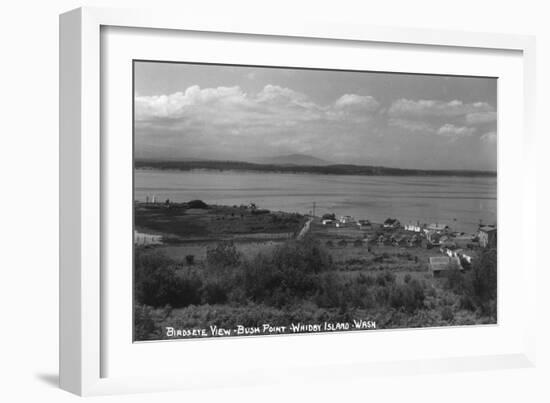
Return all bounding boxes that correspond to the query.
[135,156,496,177]
[256,153,331,166]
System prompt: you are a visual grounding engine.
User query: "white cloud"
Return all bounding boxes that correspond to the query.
[334,94,380,112]
[135,85,378,128]
[257,84,309,104]
[437,124,476,138]
[135,85,250,120]
[465,111,497,125]
[388,98,494,119]
[481,131,497,143]
[135,85,381,160]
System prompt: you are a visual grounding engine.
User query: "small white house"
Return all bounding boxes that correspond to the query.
[404,222,422,232]
[339,215,355,224]
[336,216,356,228]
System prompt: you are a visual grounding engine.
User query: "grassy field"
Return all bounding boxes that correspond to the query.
[135,201,307,267]
[159,241,284,265]
[135,202,307,242]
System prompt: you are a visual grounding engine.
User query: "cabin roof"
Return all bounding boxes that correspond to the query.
[479,226,497,233]
[429,256,461,271]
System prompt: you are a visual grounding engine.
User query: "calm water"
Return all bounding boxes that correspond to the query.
[135,169,497,234]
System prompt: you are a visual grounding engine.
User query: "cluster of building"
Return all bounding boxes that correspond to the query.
[375,233,422,247]
[428,225,496,277]
[320,212,496,277]
[322,214,496,247]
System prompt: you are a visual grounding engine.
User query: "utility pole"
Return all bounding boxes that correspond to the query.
[312,201,316,217]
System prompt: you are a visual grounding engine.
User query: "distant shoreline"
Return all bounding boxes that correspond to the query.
[134,159,497,178]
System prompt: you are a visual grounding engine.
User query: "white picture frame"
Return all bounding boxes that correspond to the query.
[59,6,537,396]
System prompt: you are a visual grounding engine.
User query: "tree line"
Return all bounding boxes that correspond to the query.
[135,159,496,178]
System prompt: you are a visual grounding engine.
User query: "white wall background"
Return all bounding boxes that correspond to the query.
[0,0,547,401]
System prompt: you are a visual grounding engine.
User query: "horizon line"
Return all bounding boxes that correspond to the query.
[134,157,497,175]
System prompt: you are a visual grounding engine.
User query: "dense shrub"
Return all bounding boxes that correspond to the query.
[469,249,497,311]
[389,279,425,313]
[373,255,384,263]
[240,239,331,306]
[134,304,160,340]
[459,295,476,311]
[346,280,375,309]
[173,268,203,306]
[375,271,395,287]
[441,306,454,322]
[444,249,496,316]
[206,241,241,270]
[374,286,390,306]
[271,239,331,275]
[134,249,202,308]
[201,279,228,304]
[357,273,376,287]
[240,253,278,301]
[445,267,467,293]
[134,250,175,305]
[314,272,348,308]
[185,254,195,265]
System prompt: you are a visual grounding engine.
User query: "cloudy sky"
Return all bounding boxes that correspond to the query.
[134,61,497,171]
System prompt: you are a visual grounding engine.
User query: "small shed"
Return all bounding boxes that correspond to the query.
[383,218,400,229]
[429,256,462,277]
[357,219,371,229]
[478,226,497,248]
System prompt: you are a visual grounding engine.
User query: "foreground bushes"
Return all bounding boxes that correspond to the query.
[134,240,496,340]
[314,271,425,313]
[135,241,497,337]
[206,241,241,270]
[239,239,332,306]
[135,239,334,309]
[135,240,428,313]
[134,250,202,307]
[444,248,497,316]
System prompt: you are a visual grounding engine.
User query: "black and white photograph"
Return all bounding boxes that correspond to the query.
[133,61,497,341]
